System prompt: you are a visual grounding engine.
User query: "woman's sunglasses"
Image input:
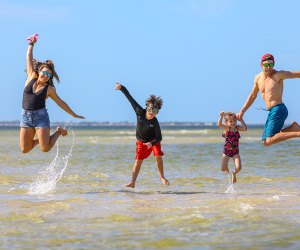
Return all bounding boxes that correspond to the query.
[42,71,53,78]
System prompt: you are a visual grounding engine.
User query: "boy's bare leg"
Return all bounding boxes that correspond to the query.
[232,154,242,184]
[155,156,169,186]
[125,159,143,188]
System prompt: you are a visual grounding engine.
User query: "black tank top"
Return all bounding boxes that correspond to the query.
[22,78,49,110]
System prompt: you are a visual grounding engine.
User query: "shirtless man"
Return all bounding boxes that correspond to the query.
[237,54,300,146]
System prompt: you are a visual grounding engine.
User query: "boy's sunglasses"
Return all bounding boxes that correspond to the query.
[146,106,159,114]
[263,63,274,67]
[42,71,53,78]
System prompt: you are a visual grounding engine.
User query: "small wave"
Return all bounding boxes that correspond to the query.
[91,172,110,178]
[163,129,209,135]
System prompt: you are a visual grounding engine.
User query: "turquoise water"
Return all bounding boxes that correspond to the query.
[0,127,299,249]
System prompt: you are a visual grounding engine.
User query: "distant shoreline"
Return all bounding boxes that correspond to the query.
[0,121,264,129]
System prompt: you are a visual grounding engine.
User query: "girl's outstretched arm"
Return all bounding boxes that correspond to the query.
[237,118,247,131]
[48,86,85,119]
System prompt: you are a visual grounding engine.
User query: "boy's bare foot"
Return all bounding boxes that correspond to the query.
[161,177,170,186]
[232,173,237,184]
[124,182,135,188]
[56,127,68,136]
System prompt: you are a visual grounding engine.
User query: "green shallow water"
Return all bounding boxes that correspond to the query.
[0,127,300,249]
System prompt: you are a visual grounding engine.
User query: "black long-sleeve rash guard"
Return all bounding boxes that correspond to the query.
[120,85,162,146]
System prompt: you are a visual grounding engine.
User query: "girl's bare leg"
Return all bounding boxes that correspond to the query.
[155,156,170,186]
[221,154,230,173]
[232,154,242,183]
[125,159,143,188]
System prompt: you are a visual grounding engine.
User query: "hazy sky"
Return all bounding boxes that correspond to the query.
[1,0,300,123]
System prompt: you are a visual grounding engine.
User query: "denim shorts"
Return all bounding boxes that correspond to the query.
[20,108,50,129]
[262,103,288,141]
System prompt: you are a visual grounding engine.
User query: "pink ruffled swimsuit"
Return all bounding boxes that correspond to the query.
[222,130,240,157]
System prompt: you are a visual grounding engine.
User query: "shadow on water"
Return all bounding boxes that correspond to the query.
[85,189,300,196]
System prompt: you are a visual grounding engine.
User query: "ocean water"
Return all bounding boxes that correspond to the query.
[0,127,299,249]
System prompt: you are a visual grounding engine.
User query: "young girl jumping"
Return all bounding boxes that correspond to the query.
[218,112,247,183]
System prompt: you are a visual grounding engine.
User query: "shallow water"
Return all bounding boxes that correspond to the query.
[0,127,300,249]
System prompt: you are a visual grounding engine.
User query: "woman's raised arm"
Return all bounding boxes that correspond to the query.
[26,34,38,81]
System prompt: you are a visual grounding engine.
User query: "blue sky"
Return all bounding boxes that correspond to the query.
[1,0,300,123]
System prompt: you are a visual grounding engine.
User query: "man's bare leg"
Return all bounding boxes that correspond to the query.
[263,130,300,146]
[155,156,170,186]
[125,159,143,188]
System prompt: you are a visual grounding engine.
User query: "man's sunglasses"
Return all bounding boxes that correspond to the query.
[263,63,274,67]
[42,71,53,78]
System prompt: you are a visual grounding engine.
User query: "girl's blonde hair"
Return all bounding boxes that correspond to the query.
[224,112,236,122]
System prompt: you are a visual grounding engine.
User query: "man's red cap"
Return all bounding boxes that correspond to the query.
[261,54,275,63]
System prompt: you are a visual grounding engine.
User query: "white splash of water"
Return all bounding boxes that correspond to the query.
[28,129,75,195]
[225,173,237,194]
[236,202,254,213]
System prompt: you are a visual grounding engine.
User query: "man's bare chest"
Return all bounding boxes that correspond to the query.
[258,77,279,94]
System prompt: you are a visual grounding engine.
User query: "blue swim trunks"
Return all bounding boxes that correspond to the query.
[262,103,288,141]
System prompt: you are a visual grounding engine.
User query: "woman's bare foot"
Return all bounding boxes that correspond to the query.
[161,177,170,186]
[56,127,68,136]
[124,182,135,188]
[232,173,237,184]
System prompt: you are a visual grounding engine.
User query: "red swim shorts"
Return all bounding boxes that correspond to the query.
[136,141,164,160]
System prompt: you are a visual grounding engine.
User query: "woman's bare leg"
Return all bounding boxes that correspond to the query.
[36,127,67,152]
[20,127,39,153]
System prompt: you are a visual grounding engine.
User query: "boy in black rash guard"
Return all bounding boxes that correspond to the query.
[115,83,170,188]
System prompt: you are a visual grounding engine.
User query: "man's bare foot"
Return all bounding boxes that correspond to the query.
[283,122,300,133]
[232,173,237,184]
[291,122,300,132]
[124,182,135,188]
[56,127,68,136]
[161,177,170,186]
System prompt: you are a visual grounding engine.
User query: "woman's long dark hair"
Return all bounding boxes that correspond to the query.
[30,59,60,87]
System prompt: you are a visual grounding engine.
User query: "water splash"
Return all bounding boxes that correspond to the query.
[28,129,75,195]
[225,173,237,194]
